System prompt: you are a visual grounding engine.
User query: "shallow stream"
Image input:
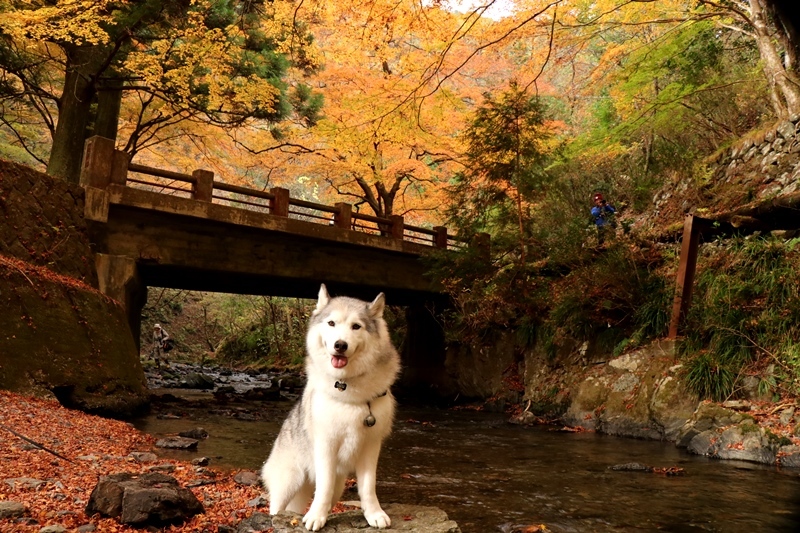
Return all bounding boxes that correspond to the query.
[133,388,800,533]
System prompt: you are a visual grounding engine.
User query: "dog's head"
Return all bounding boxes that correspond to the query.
[307,284,387,374]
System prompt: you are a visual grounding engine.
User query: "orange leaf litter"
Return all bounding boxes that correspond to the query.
[0,390,266,532]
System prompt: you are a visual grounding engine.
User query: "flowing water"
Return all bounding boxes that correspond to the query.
[133,389,800,533]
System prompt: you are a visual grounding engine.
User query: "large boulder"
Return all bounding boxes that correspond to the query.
[238,504,461,533]
[675,401,755,447]
[563,341,699,440]
[85,472,204,526]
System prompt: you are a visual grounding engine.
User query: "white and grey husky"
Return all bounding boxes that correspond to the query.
[261,284,401,531]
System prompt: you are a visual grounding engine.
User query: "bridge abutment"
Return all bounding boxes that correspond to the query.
[95,254,147,353]
[400,304,450,397]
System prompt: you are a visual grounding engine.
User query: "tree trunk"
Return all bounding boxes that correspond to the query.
[751,0,800,117]
[47,48,101,183]
[94,87,123,142]
[769,1,800,67]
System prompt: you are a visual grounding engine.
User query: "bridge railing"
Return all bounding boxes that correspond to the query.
[80,136,472,251]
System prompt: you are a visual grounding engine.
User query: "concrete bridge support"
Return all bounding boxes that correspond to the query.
[95,254,147,352]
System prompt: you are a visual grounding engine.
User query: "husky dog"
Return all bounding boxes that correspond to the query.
[261,284,401,531]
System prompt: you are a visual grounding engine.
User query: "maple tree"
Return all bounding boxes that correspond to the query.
[225,0,563,223]
[226,1,476,221]
[0,0,321,183]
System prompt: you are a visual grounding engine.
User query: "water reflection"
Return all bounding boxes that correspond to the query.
[133,400,800,532]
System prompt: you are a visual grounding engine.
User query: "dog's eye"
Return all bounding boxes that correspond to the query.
[327,320,335,327]
[351,323,361,330]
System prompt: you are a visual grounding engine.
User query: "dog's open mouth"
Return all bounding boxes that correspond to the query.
[331,355,348,369]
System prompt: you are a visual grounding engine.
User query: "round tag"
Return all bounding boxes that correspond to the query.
[364,414,376,427]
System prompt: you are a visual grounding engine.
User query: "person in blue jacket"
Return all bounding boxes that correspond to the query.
[591,192,616,244]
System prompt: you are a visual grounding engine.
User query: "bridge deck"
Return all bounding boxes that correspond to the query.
[87,185,441,303]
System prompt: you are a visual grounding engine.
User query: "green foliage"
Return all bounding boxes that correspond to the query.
[546,244,670,351]
[448,81,553,262]
[685,352,736,401]
[214,295,309,368]
[431,225,672,362]
[290,83,324,127]
[558,19,770,218]
[681,236,800,399]
[142,290,310,369]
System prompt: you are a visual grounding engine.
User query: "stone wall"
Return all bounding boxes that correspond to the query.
[0,159,147,417]
[650,116,800,232]
[0,159,97,284]
[721,117,800,199]
[443,330,519,400]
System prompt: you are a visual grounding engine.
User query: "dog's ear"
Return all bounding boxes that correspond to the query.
[368,292,386,318]
[314,284,330,314]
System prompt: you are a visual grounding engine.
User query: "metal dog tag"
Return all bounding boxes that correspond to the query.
[364,414,376,427]
[334,381,347,391]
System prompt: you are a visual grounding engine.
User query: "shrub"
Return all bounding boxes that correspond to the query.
[681,236,800,399]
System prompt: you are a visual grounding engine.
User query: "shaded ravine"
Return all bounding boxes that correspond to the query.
[133,379,800,533]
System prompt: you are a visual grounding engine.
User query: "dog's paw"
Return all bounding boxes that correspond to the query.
[365,509,391,529]
[302,511,328,531]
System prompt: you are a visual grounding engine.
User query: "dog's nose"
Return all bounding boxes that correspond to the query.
[334,340,348,353]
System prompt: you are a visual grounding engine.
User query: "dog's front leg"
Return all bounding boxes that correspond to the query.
[303,444,337,531]
[356,440,391,529]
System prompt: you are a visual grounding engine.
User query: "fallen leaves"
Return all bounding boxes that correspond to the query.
[0,390,263,532]
[556,425,590,433]
[651,467,686,476]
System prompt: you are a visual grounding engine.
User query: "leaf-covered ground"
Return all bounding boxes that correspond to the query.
[0,390,267,532]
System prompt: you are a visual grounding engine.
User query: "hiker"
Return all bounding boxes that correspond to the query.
[591,192,616,245]
[152,324,171,366]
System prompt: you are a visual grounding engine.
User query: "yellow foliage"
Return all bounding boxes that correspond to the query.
[0,0,122,46]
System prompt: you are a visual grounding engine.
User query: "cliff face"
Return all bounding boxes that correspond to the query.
[0,159,148,418]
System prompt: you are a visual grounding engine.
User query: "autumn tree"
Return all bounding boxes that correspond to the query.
[226,0,491,222]
[0,0,321,183]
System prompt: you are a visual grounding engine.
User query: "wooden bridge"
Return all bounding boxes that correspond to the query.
[79,136,482,349]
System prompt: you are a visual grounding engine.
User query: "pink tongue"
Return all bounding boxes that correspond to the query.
[331,356,348,369]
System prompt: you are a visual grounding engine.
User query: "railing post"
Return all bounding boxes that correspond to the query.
[192,169,214,202]
[472,232,491,260]
[80,136,115,188]
[389,215,404,239]
[110,149,130,185]
[270,187,290,217]
[668,214,704,339]
[334,202,352,229]
[433,226,448,248]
